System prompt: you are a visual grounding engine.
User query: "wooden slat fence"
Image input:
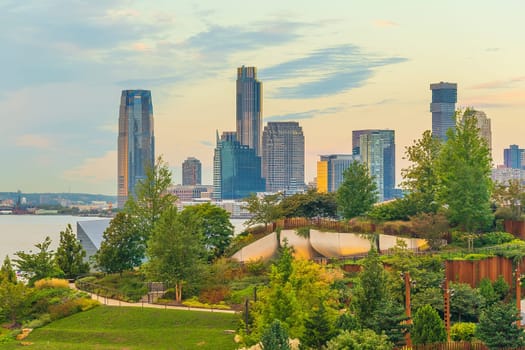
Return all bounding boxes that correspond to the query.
[396,341,525,350]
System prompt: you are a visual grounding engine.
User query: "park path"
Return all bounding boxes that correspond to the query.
[69,283,236,314]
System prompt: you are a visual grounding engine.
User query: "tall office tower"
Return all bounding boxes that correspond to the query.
[262,122,305,193]
[317,154,361,193]
[236,66,262,156]
[182,157,202,186]
[430,82,457,141]
[357,129,395,202]
[213,131,265,200]
[462,109,492,158]
[117,90,155,208]
[504,145,524,169]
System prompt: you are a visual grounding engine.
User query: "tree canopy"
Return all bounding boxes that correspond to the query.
[243,193,283,229]
[13,236,63,285]
[55,224,89,279]
[336,160,377,219]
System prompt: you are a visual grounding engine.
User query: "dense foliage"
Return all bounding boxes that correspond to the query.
[336,160,377,219]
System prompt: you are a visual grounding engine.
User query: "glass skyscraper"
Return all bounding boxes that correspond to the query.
[182,157,202,186]
[117,90,155,208]
[317,154,360,193]
[213,131,265,200]
[430,82,457,141]
[354,129,395,202]
[504,144,524,169]
[236,66,262,156]
[262,122,305,193]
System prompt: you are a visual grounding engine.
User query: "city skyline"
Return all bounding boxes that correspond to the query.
[2,1,525,195]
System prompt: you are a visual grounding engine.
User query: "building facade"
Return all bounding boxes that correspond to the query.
[462,109,492,159]
[213,131,265,200]
[430,82,457,141]
[355,129,395,202]
[504,144,524,169]
[317,154,360,193]
[262,122,305,193]
[182,157,202,186]
[236,66,262,156]
[117,90,155,208]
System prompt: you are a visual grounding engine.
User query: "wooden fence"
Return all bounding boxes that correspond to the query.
[396,342,525,350]
[504,219,525,239]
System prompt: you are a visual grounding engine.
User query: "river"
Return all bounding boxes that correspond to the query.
[0,215,247,260]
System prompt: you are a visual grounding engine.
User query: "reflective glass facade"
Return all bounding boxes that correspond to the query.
[117,90,154,208]
[430,82,457,141]
[182,157,202,186]
[317,154,360,193]
[236,66,262,156]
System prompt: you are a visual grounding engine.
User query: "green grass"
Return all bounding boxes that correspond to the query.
[1,306,238,350]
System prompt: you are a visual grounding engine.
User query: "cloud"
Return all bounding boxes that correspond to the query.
[265,106,344,122]
[469,76,525,90]
[200,140,213,147]
[15,134,53,149]
[462,90,525,108]
[349,99,394,108]
[261,45,407,99]
[62,151,117,184]
[373,20,399,28]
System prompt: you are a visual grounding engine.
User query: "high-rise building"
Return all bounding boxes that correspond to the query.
[462,109,492,159]
[262,122,305,193]
[236,66,262,156]
[182,157,202,186]
[117,90,154,208]
[213,131,265,200]
[504,145,524,169]
[355,129,395,202]
[430,82,457,141]
[317,154,360,193]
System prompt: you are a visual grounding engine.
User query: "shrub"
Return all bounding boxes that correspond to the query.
[245,258,266,276]
[450,322,476,341]
[475,232,515,247]
[34,278,69,289]
[23,314,52,329]
[199,286,230,304]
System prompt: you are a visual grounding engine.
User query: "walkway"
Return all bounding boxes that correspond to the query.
[70,283,236,314]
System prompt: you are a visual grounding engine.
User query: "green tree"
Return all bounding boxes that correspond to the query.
[125,156,176,239]
[324,329,393,350]
[0,255,16,283]
[55,224,89,279]
[450,282,483,322]
[95,212,145,274]
[492,275,510,301]
[493,179,525,220]
[336,160,377,219]
[13,236,63,286]
[278,190,338,218]
[409,212,449,250]
[437,109,493,232]
[401,130,442,214]
[478,278,498,307]
[411,304,446,345]
[260,319,291,350]
[146,206,206,302]
[0,279,32,325]
[450,322,476,341]
[179,203,234,261]
[476,302,525,349]
[301,302,336,349]
[244,193,282,230]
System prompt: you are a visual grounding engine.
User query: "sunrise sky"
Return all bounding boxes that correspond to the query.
[1,0,524,195]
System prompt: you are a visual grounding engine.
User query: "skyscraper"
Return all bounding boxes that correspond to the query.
[262,122,305,193]
[504,144,524,169]
[430,82,457,141]
[236,66,262,156]
[213,131,265,200]
[355,129,395,202]
[182,157,202,186]
[118,90,155,208]
[317,154,360,193]
[462,109,492,159]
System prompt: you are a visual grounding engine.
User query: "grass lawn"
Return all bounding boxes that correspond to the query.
[2,306,238,350]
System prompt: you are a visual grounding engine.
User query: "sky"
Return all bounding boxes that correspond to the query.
[1,0,524,195]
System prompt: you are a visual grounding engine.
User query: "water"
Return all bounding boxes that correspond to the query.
[0,215,248,260]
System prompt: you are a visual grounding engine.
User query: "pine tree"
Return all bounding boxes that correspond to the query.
[55,224,89,279]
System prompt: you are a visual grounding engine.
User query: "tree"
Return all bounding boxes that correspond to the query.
[324,329,393,350]
[55,224,89,279]
[478,278,498,308]
[450,282,483,322]
[260,319,291,350]
[492,275,510,301]
[437,109,493,232]
[337,160,377,219]
[125,156,176,239]
[13,236,63,286]
[411,304,447,345]
[401,130,442,214]
[95,212,145,274]
[493,179,525,220]
[409,212,449,249]
[278,190,338,218]
[243,193,282,230]
[0,279,32,325]
[0,255,16,283]
[450,322,476,341]
[301,302,336,349]
[476,302,525,349]
[146,206,206,302]
[179,203,234,261]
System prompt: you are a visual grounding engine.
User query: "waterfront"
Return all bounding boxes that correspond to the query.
[0,215,247,260]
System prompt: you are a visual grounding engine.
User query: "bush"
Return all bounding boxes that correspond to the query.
[450,322,476,341]
[34,278,69,289]
[475,232,515,247]
[23,314,52,329]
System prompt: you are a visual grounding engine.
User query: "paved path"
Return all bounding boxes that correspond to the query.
[70,283,236,314]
